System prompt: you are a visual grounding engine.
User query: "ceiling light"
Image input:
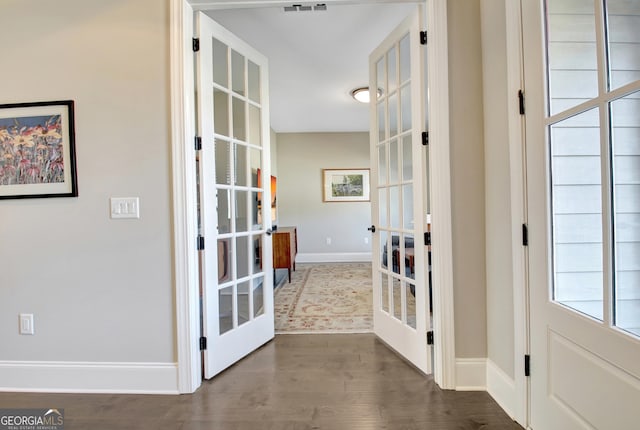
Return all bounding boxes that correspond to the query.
[351,87,382,104]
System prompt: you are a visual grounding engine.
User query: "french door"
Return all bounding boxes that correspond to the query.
[196,12,274,379]
[369,7,432,374]
[523,0,640,428]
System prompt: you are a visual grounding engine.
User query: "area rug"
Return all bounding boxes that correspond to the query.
[275,262,374,333]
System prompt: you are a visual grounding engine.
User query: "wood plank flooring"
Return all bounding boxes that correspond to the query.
[0,334,523,429]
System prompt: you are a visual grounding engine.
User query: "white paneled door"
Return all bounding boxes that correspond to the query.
[523,0,640,428]
[196,12,274,379]
[369,7,432,374]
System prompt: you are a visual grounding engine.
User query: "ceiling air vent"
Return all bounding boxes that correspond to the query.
[284,4,327,12]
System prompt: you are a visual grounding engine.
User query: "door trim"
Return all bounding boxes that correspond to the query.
[170,0,455,393]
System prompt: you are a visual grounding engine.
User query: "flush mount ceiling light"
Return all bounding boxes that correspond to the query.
[350,87,382,104]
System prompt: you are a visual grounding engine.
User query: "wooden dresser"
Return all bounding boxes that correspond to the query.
[272,226,297,283]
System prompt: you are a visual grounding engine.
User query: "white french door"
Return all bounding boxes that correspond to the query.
[196,12,274,379]
[523,0,640,428]
[369,7,432,375]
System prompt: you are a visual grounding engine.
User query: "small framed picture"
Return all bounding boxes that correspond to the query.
[0,100,78,199]
[322,168,370,202]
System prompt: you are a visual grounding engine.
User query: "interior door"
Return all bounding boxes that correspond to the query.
[523,0,640,428]
[196,12,274,379]
[369,7,432,374]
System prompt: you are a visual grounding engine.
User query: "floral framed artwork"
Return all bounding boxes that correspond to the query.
[0,100,78,199]
[322,168,370,202]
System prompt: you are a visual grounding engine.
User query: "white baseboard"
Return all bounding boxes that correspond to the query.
[0,361,179,394]
[296,252,372,263]
[486,359,517,419]
[455,358,487,391]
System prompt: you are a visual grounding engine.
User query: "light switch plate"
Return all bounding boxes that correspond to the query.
[19,313,34,335]
[110,197,140,219]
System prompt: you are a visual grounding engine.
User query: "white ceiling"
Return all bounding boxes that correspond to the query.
[204,2,418,133]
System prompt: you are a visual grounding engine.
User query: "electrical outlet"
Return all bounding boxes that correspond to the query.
[326,237,332,245]
[364,237,369,244]
[19,313,34,335]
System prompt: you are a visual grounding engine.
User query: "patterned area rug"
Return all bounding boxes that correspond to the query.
[275,262,373,333]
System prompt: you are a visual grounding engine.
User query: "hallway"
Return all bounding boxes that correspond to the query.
[0,334,522,429]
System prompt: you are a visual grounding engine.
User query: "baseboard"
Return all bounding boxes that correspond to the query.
[486,359,517,419]
[0,361,179,394]
[296,252,372,263]
[455,358,486,391]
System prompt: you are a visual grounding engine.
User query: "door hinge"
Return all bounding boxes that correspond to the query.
[197,235,205,251]
[427,330,434,345]
[200,336,207,351]
[420,31,427,45]
[192,38,200,52]
[518,89,525,115]
[422,131,429,146]
[195,136,202,151]
[424,231,431,246]
[524,354,531,376]
[522,223,528,247]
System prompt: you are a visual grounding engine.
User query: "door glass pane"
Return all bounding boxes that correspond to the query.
[546,0,598,116]
[232,97,246,141]
[214,89,229,136]
[389,186,400,229]
[378,144,387,185]
[251,235,262,274]
[400,85,412,133]
[217,238,231,283]
[392,275,402,321]
[253,276,265,318]
[234,143,248,186]
[388,46,397,94]
[403,184,413,229]
[250,148,261,187]
[231,49,245,96]
[551,107,603,320]
[248,104,261,146]
[399,34,410,84]
[236,235,249,279]
[606,1,640,91]
[235,190,249,232]
[380,271,389,313]
[389,138,399,184]
[212,38,228,87]
[237,281,250,327]
[215,139,231,184]
[251,191,261,230]
[379,188,388,227]
[248,60,260,102]
[217,189,231,234]
[389,93,398,138]
[404,234,415,280]
[611,91,640,337]
[380,230,389,272]
[219,285,233,334]
[377,101,386,142]
[406,280,416,329]
[376,58,385,98]
[402,135,413,181]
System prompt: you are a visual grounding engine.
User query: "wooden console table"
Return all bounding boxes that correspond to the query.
[272,226,297,283]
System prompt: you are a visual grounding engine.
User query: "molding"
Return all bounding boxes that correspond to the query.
[0,361,179,394]
[171,0,200,394]
[295,252,372,263]
[486,359,517,420]
[426,0,456,390]
[455,358,487,391]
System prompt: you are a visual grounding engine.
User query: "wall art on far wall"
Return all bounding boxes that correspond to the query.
[0,100,78,199]
[322,168,370,202]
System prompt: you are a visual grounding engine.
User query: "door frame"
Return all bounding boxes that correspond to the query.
[169,0,456,393]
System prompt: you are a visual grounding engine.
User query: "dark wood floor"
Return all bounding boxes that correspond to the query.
[0,334,523,429]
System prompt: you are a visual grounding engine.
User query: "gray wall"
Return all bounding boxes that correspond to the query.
[447,0,488,360]
[0,0,174,363]
[480,0,515,378]
[276,132,372,258]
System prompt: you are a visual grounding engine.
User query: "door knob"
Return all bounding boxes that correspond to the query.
[367,225,376,233]
[266,229,273,236]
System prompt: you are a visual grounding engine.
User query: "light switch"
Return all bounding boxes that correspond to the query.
[110,197,140,219]
[19,313,34,335]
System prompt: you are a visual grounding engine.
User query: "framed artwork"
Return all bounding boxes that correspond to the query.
[322,168,370,202]
[0,100,78,199]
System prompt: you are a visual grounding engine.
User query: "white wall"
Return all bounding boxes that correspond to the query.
[0,0,175,392]
[276,132,371,261]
